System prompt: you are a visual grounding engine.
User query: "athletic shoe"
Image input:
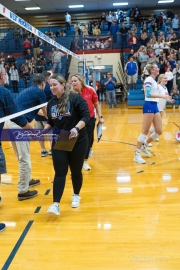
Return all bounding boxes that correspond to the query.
[89,149,93,157]
[154,138,159,142]
[41,149,48,157]
[0,223,6,233]
[18,190,38,201]
[71,194,81,208]
[83,162,91,171]
[147,143,152,147]
[133,155,146,164]
[141,144,151,157]
[29,179,40,187]
[47,204,60,215]
[0,197,1,203]
[48,150,52,155]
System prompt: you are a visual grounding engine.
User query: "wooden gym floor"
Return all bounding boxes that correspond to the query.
[1,103,180,270]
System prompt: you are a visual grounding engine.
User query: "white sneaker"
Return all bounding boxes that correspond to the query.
[154,138,159,142]
[83,162,91,170]
[47,204,60,215]
[141,144,151,157]
[89,149,93,157]
[147,143,152,147]
[71,194,81,208]
[133,155,146,164]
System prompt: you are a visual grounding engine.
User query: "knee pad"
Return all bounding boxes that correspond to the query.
[149,126,155,133]
[150,132,160,140]
[137,133,146,143]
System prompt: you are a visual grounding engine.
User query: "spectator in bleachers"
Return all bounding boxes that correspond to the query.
[108,21,118,49]
[82,25,89,36]
[165,18,172,33]
[159,31,165,42]
[163,37,171,55]
[47,47,55,66]
[25,49,33,65]
[119,11,124,24]
[18,64,25,78]
[32,35,42,60]
[139,32,148,47]
[168,53,176,70]
[133,6,141,26]
[139,50,149,74]
[0,52,6,64]
[170,85,179,105]
[100,12,106,30]
[7,54,17,68]
[164,61,172,71]
[13,28,21,49]
[158,13,164,30]
[28,57,36,74]
[112,12,118,24]
[119,23,128,49]
[159,53,167,74]
[130,24,137,35]
[128,49,134,60]
[172,15,179,32]
[173,63,180,86]
[74,32,80,50]
[126,8,132,25]
[152,22,160,38]
[141,23,149,35]
[127,33,139,52]
[170,33,179,50]
[165,67,174,94]
[93,25,101,36]
[56,28,62,37]
[149,53,159,66]
[168,29,174,40]
[125,56,138,90]
[177,48,180,65]
[36,56,43,73]
[52,48,64,74]
[106,11,113,31]
[38,49,47,68]
[22,38,32,56]
[21,65,30,88]
[65,11,71,30]
[9,65,19,93]
[153,39,163,56]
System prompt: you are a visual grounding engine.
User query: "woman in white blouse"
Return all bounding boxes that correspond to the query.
[165,67,174,94]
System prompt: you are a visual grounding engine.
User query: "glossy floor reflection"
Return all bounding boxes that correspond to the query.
[1,104,180,269]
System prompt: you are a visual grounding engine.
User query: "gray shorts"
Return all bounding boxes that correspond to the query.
[34,120,47,129]
[0,145,7,174]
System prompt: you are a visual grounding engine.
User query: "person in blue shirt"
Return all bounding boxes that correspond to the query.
[108,21,118,49]
[6,74,47,201]
[0,69,32,232]
[34,71,53,157]
[125,56,138,90]
[104,72,117,108]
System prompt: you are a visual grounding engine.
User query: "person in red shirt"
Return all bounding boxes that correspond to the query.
[71,73,104,170]
[22,38,32,56]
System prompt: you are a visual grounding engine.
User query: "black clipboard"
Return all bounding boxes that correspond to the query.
[53,130,79,151]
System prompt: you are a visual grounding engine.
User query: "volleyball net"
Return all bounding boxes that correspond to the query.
[0,4,88,129]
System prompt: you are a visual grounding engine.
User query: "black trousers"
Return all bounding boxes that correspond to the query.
[167,79,173,95]
[52,137,88,203]
[12,80,18,93]
[85,117,96,160]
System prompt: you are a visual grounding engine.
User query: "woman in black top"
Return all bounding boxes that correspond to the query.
[45,74,89,215]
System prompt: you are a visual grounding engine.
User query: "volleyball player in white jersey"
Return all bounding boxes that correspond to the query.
[148,74,169,146]
[133,64,174,164]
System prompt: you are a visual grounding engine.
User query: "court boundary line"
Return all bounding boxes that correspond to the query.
[2,220,34,270]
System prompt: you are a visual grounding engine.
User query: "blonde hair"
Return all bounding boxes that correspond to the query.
[158,74,167,84]
[50,74,70,115]
[71,73,86,88]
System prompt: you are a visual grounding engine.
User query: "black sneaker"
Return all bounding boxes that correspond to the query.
[0,223,6,233]
[18,190,38,201]
[29,179,40,187]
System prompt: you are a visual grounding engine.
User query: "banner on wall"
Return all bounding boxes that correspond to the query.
[0,4,84,61]
[83,36,112,50]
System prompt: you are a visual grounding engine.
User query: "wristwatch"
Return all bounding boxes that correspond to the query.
[75,126,80,133]
[99,116,103,118]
